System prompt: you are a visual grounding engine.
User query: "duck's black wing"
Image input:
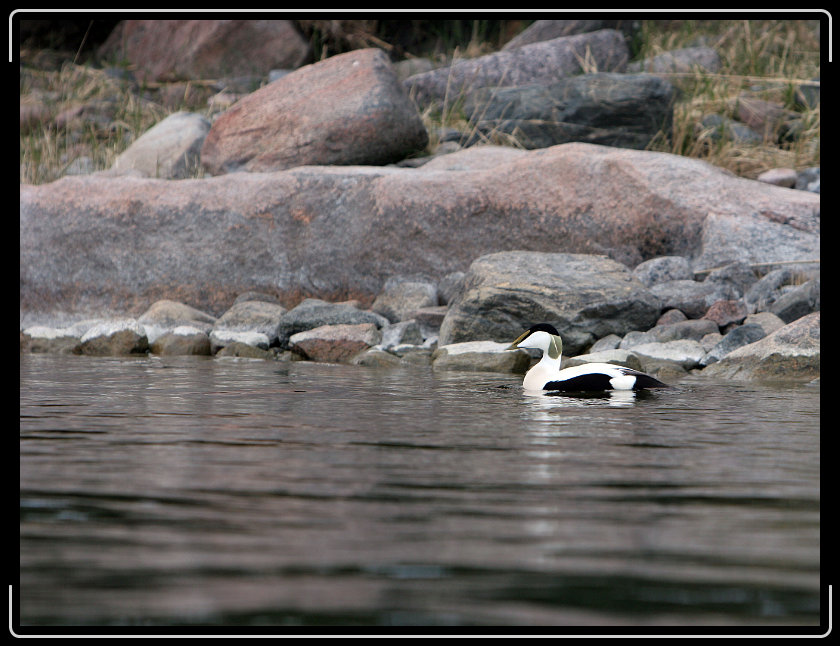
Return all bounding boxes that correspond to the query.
[543,373,616,392]
[624,369,669,390]
[543,368,668,392]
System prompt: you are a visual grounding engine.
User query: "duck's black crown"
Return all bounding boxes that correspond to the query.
[527,323,560,336]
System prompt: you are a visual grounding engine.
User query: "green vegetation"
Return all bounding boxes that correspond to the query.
[20,19,820,185]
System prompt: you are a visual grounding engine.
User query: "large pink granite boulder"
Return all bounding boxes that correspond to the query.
[201,48,428,174]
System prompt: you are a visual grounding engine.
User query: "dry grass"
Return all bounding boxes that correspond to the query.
[637,19,820,177]
[20,58,172,184]
[20,19,821,185]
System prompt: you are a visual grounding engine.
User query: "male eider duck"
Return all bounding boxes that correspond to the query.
[508,323,668,392]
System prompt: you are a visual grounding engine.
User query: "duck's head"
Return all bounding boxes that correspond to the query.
[507,323,563,359]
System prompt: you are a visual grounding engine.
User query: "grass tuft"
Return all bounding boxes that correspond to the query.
[20,19,820,184]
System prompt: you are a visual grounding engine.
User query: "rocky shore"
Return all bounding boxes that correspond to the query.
[20,19,820,384]
[21,248,820,384]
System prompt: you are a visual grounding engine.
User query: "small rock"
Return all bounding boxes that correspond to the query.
[743,268,795,313]
[440,251,662,354]
[769,278,820,323]
[410,306,448,337]
[463,72,676,151]
[216,342,279,360]
[110,112,210,179]
[632,256,693,288]
[702,300,748,328]
[648,318,720,342]
[795,167,820,192]
[379,320,424,350]
[733,96,797,140]
[289,323,382,363]
[742,311,786,336]
[150,326,211,356]
[213,300,287,345]
[700,114,763,144]
[627,46,721,74]
[757,168,797,188]
[589,334,622,352]
[649,279,727,319]
[22,326,82,354]
[138,299,217,344]
[656,309,688,326]
[703,261,757,298]
[700,323,767,366]
[629,340,706,371]
[210,330,271,353]
[700,331,724,353]
[80,319,149,356]
[619,330,654,350]
[275,299,389,349]
[432,341,531,373]
[350,347,403,368]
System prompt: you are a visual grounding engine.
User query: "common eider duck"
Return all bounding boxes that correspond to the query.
[508,323,668,392]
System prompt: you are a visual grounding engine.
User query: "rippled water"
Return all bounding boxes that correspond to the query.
[19,353,821,629]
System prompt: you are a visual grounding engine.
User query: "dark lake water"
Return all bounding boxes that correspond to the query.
[19,353,821,630]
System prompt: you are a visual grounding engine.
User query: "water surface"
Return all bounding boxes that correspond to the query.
[19,353,821,628]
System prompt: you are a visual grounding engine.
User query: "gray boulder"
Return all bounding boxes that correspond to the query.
[632,256,694,287]
[138,299,217,344]
[649,279,731,319]
[276,299,389,349]
[702,300,748,328]
[150,326,212,356]
[700,323,767,366]
[627,46,721,74]
[371,276,438,323]
[700,114,763,145]
[744,268,797,313]
[796,167,820,193]
[630,340,707,371]
[769,278,820,323]
[701,312,819,381]
[439,251,661,355]
[109,112,210,179]
[404,29,629,108]
[463,73,675,150]
[212,300,287,346]
[648,318,720,342]
[502,19,635,50]
[209,330,270,352]
[22,326,82,354]
[742,311,786,336]
[289,323,382,363]
[379,320,424,350]
[692,211,819,274]
[431,341,531,374]
[80,318,149,356]
[702,261,758,298]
